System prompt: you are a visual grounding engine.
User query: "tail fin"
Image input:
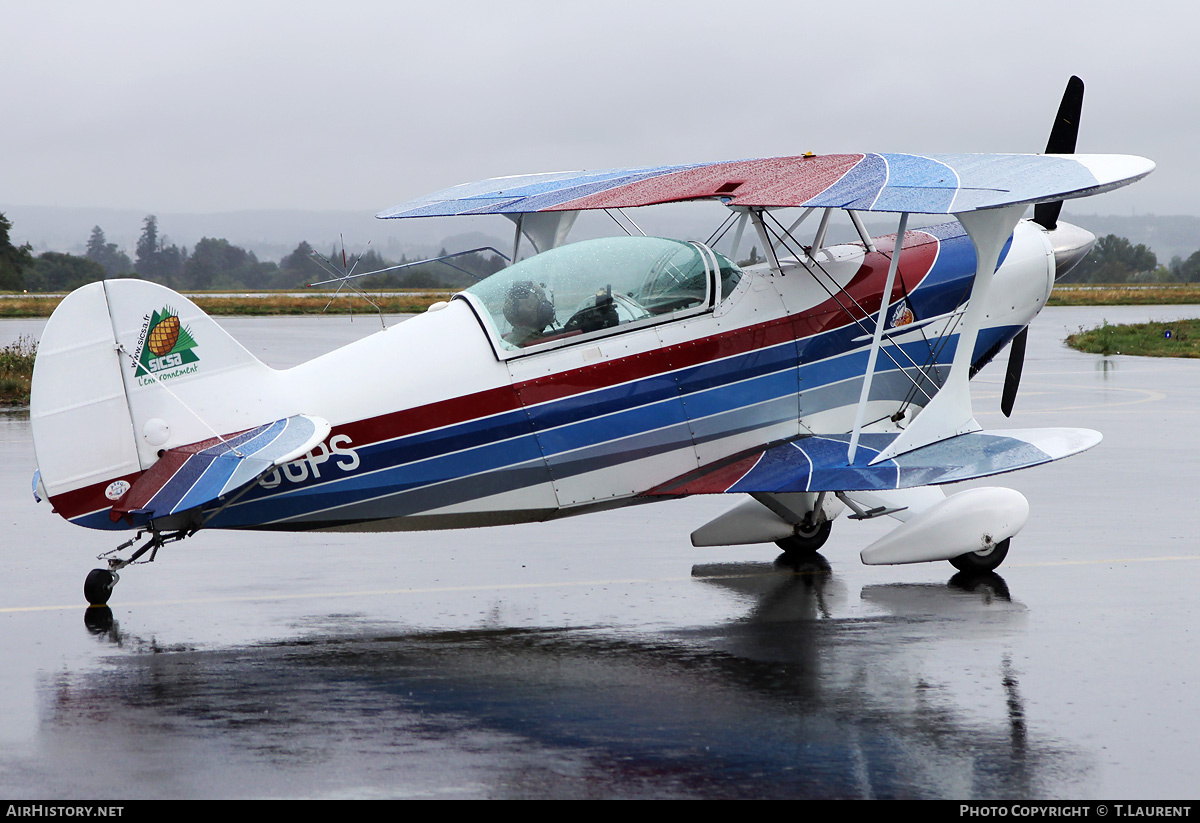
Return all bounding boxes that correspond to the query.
[31,279,288,527]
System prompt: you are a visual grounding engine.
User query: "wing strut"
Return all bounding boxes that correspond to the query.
[848,211,878,253]
[872,204,1025,463]
[812,208,834,250]
[750,209,785,276]
[728,210,749,261]
[510,213,523,263]
[848,212,909,464]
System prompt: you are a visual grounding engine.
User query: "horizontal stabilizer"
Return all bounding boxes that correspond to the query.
[647,428,1100,495]
[111,414,330,524]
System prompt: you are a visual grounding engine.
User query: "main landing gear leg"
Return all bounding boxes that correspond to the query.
[85,527,192,606]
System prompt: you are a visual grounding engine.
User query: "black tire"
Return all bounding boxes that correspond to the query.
[774,519,832,556]
[949,538,1010,573]
[84,569,117,606]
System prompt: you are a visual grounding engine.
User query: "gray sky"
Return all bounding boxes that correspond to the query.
[2,0,1195,228]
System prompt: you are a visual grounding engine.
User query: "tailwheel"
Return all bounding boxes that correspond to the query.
[84,569,119,606]
[86,526,194,607]
[949,538,1011,573]
[774,518,832,557]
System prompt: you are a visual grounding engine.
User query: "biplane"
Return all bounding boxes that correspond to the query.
[29,78,1153,605]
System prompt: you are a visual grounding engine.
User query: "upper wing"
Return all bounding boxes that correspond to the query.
[645,428,1101,496]
[110,414,331,525]
[377,153,1154,219]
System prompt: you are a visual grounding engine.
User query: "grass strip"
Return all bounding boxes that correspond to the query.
[1048,284,1200,306]
[0,290,456,318]
[1066,318,1200,358]
[0,335,36,406]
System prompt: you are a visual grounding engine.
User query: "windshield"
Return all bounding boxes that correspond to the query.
[461,236,739,351]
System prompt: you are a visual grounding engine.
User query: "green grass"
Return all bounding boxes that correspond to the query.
[1065,319,1200,358]
[1048,284,1200,306]
[0,290,456,317]
[193,292,456,316]
[0,335,37,406]
[1,283,1198,317]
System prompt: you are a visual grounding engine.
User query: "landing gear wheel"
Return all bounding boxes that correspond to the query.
[949,538,1010,573]
[84,569,118,606]
[774,519,832,556]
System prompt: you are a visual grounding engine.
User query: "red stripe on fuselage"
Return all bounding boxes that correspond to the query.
[335,383,526,454]
[793,229,940,338]
[50,471,144,523]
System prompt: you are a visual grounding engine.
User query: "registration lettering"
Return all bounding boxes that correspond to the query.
[258,434,360,489]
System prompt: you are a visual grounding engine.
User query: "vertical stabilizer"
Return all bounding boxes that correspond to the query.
[31,280,287,526]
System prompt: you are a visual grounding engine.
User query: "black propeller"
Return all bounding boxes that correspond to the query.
[1002,76,1084,418]
[1033,75,1084,232]
[1000,322,1028,417]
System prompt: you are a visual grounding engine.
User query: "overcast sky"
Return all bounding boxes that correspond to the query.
[2,0,1195,229]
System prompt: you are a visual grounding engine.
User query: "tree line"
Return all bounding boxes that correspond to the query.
[1057,234,1200,284]
[4,210,1199,291]
[0,213,504,293]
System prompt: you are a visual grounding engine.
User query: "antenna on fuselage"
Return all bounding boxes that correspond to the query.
[306,235,388,329]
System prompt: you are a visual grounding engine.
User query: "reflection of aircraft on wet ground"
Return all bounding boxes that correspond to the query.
[60,616,1047,798]
[691,561,1021,625]
[29,78,1152,605]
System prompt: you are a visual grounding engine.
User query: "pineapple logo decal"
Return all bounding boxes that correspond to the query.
[148,313,182,357]
[133,306,199,382]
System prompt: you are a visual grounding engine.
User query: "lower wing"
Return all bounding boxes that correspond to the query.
[646,428,1100,496]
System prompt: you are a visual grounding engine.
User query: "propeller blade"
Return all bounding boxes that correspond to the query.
[1001,327,1028,418]
[1033,76,1085,231]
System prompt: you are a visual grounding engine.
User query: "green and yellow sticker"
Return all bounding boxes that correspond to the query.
[135,306,199,379]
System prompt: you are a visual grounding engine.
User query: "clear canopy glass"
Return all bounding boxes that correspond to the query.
[460,236,741,352]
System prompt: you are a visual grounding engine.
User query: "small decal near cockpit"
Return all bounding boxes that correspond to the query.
[891,301,914,328]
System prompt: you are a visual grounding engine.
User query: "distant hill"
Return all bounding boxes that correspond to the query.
[1060,212,1200,264]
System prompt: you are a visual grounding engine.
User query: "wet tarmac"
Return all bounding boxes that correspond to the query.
[2,306,1200,799]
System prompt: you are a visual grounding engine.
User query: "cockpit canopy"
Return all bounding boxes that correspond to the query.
[457,236,742,355]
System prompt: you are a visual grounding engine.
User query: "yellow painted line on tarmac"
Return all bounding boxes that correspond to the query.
[973,384,1168,415]
[1008,554,1200,568]
[0,575,704,613]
